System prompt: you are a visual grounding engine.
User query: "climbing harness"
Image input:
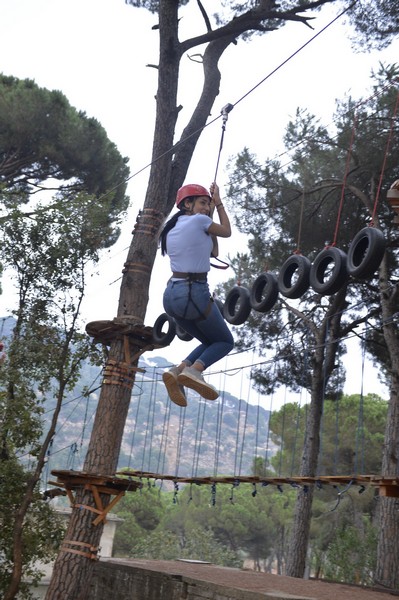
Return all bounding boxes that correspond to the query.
[170,272,214,322]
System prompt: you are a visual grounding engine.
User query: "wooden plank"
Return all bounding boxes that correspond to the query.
[379,485,399,498]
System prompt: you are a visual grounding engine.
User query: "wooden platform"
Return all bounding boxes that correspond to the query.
[85,318,155,347]
[49,470,141,525]
[117,470,399,497]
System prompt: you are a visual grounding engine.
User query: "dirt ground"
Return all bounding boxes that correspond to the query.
[111,558,399,599]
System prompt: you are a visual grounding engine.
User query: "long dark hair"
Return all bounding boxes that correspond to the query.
[159,197,195,256]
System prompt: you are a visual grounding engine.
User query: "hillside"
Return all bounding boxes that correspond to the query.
[0,316,272,480]
[46,354,272,479]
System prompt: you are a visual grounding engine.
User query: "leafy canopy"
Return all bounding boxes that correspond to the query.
[0,74,130,246]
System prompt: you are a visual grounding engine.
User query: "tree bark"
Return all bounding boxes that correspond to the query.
[285,287,348,577]
[375,252,399,590]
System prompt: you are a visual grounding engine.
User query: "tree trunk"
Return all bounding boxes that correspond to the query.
[375,253,399,590]
[285,329,325,578]
[45,338,141,599]
[46,5,234,598]
[286,288,348,577]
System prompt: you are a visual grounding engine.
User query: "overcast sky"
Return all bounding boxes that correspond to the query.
[1,0,397,403]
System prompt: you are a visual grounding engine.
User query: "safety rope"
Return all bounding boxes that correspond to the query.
[213,386,225,479]
[213,103,234,184]
[354,324,367,474]
[332,114,358,247]
[146,367,158,473]
[127,369,145,471]
[317,318,331,477]
[263,368,275,475]
[155,383,172,476]
[191,395,207,479]
[332,362,343,476]
[295,190,306,254]
[371,89,399,224]
[175,407,187,478]
[291,333,309,477]
[141,367,157,472]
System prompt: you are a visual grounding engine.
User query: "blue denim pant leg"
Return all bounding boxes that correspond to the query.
[163,280,234,370]
[179,302,234,369]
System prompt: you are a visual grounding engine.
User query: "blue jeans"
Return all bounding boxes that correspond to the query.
[163,279,234,370]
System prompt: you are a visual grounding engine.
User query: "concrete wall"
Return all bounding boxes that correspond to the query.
[89,561,186,600]
[88,560,281,600]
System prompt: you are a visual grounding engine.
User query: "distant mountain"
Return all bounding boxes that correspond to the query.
[47,354,272,479]
[1,317,272,479]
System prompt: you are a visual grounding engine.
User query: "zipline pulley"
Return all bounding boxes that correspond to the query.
[214,102,234,183]
[221,102,234,124]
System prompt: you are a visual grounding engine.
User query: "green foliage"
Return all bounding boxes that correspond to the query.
[113,486,240,566]
[347,1,399,50]
[322,517,377,585]
[0,186,105,594]
[0,74,130,246]
[0,456,65,598]
[114,481,298,571]
[132,526,241,566]
[268,395,387,477]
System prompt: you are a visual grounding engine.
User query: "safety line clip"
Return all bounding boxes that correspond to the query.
[221,103,234,124]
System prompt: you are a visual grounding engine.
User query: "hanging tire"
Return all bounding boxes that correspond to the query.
[278,255,311,299]
[152,313,176,346]
[223,286,251,325]
[175,322,193,342]
[347,227,386,279]
[310,247,348,295]
[250,272,279,313]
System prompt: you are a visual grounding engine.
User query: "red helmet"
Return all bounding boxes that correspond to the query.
[176,184,211,207]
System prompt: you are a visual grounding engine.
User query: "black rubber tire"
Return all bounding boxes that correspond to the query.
[347,227,386,279]
[310,247,348,295]
[250,272,279,313]
[223,286,251,325]
[175,322,193,342]
[278,255,311,299]
[152,313,176,346]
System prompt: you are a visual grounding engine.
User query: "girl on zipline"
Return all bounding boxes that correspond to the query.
[159,182,234,407]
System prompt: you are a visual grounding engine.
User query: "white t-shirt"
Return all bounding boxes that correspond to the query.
[166,214,213,273]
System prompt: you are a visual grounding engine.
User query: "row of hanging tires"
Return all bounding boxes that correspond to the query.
[152,226,386,345]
